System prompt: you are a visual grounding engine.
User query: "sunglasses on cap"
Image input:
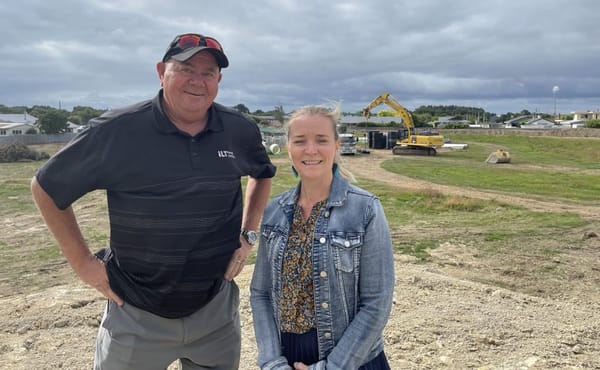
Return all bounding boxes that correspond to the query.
[162,33,229,68]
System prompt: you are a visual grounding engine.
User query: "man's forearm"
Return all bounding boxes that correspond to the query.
[242,177,272,230]
[30,177,92,269]
[31,177,123,304]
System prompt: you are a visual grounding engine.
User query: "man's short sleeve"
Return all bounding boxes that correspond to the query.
[35,127,103,209]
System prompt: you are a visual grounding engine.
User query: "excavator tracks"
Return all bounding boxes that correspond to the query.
[392,145,437,156]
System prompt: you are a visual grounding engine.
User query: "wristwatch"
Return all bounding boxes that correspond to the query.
[241,229,258,246]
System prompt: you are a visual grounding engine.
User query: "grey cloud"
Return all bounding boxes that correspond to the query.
[1,0,599,114]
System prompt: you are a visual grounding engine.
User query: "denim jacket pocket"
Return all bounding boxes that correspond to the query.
[330,234,363,272]
[262,226,287,265]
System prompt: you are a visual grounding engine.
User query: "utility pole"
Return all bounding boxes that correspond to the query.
[552,86,559,121]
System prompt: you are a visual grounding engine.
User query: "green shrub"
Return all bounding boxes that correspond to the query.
[584,119,600,128]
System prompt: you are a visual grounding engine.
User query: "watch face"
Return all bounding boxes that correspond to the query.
[244,230,258,244]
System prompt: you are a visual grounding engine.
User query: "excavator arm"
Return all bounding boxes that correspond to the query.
[361,92,415,135]
[361,92,445,155]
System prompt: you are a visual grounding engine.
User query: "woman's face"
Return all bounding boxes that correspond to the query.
[287,114,339,181]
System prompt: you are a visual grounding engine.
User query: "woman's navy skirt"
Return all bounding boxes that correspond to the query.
[281,329,390,369]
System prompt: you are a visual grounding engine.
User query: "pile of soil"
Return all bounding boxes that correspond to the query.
[0,142,49,162]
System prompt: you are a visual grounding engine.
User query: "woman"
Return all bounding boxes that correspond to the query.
[250,105,395,370]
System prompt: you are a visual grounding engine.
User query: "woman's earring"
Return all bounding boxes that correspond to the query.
[333,163,339,176]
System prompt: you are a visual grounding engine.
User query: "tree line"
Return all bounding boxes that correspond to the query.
[1,103,286,134]
[2,103,597,134]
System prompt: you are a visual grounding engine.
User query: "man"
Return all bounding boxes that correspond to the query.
[31,33,275,369]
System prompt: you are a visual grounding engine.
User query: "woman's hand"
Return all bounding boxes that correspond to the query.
[293,362,309,370]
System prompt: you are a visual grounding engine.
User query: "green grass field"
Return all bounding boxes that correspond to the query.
[382,133,600,201]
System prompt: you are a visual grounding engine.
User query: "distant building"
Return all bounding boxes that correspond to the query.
[520,117,563,129]
[0,122,37,135]
[0,112,38,125]
[0,112,39,135]
[557,119,586,128]
[431,116,471,128]
[572,111,600,121]
[259,126,286,146]
[65,121,85,133]
[503,115,531,127]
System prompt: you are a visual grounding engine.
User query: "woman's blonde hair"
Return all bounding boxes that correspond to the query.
[286,103,356,182]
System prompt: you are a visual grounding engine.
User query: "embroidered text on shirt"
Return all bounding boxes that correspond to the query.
[217,150,236,159]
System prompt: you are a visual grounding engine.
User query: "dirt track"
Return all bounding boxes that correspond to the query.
[1,150,599,369]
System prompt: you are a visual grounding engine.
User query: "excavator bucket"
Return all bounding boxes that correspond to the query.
[485,149,511,164]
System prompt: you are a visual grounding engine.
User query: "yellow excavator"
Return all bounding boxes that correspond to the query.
[362,92,444,155]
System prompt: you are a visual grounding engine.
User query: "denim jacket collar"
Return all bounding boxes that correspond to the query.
[277,174,350,212]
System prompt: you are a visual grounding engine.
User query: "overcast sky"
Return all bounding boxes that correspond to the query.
[1,0,599,115]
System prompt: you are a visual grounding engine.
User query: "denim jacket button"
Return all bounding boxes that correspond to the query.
[321,302,329,309]
[344,241,350,247]
[320,271,327,278]
[324,332,331,339]
[319,237,326,244]
[324,211,330,217]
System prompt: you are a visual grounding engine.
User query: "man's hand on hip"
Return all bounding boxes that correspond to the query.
[224,238,253,281]
[75,254,124,306]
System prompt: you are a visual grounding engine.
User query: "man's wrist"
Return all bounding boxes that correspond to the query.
[240,229,258,246]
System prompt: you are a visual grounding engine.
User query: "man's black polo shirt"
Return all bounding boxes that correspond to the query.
[36,91,276,318]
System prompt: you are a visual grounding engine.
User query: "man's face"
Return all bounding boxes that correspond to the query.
[157,51,222,119]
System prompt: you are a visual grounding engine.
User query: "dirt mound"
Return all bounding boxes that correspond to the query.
[0,143,49,163]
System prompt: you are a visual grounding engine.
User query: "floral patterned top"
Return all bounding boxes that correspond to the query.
[279,199,327,333]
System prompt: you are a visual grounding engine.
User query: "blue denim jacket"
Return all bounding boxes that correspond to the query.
[250,175,395,370]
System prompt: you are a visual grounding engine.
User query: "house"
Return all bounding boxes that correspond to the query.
[503,115,532,127]
[573,111,600,121]
[557,119,586,128]
[0,112,39,135]
[0,112,38,125]
[430,116,472,128]
[0,122,37,135]
[520,117,563,129]
[65,121,85,133]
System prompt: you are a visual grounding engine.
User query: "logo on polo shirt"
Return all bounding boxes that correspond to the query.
[217,150,236,159]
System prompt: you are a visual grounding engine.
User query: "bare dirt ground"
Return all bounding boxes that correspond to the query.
[1,150,599,369]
